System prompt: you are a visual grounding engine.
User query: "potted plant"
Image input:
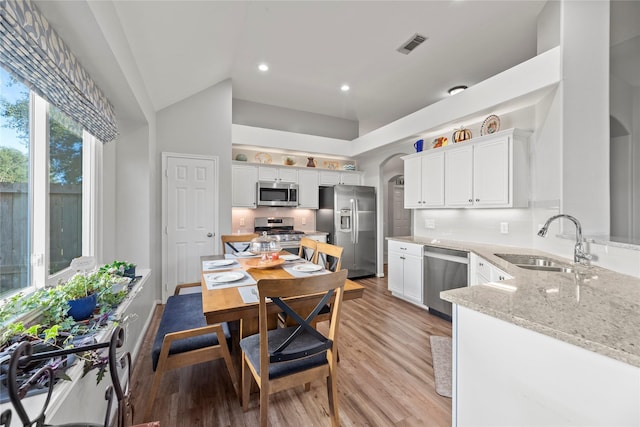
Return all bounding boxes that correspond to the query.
[99,260,136,278]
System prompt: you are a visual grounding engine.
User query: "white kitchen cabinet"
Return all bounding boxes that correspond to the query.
[453,305,640,426]
[469,253,512,285]
[387,240,423,304]
[297,169,319,208]
[232,164,258,208]
[318,170,360,186]
[444,145,474,207]
[404,128,530,209]
[258,166,298,183]
[404,151,445,208]
[305,233,327,243]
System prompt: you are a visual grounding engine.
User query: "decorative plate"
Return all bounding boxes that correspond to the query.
[323,160,339,170]
[293,263,323,272]
[255,152,272,164]
[210,272,245,283]
[481,115,500,136]
[280,254,300,261]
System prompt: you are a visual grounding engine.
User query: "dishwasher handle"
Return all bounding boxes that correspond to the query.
[424,250,469,265]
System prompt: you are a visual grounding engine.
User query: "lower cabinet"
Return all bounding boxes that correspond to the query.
[388,240,423,304]
[469,253,512,285]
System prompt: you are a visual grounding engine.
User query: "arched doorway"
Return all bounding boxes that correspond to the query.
[610,115,633,240]
[379,153,412,266]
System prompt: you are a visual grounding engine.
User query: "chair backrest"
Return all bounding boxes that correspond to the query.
[2,326,131,427]
[315,242,344,272]
[220,233,258,255]
[256,270,347,366]
[298,237,318,262]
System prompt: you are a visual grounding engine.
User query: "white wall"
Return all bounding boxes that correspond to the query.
[156,79,233,237]
[560,0,610,235]
[233,99,358,140]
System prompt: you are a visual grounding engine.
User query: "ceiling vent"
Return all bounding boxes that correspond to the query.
[396,33,428,55]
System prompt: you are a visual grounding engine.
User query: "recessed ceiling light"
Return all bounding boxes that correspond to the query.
[258,63,269,72]
[448,85,467,96]
[341,84,350,92]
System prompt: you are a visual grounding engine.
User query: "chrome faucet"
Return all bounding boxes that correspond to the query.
[537,214,592,265]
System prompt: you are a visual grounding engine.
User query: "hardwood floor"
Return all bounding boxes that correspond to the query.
[129,273,452,426]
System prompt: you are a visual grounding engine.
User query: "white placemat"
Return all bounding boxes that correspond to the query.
[283,263,331,277]
[202,259,240,271]
[204,271,257,290]
[237,286,259,304]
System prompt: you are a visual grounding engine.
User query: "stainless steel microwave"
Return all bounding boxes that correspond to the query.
[256,181,299,207]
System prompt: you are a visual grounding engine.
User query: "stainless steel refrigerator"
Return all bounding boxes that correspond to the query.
[317,185,376,278]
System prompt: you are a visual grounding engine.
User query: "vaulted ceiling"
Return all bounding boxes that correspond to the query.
[31,1,639,140]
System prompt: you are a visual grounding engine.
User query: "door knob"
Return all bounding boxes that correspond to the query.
[207,233,213,237]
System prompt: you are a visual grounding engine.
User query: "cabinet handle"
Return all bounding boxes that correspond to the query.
[479,262,484,266]
[499,275,504,280]
[468,199,473,203]
[400,247,407,250]
[476,198,480,202]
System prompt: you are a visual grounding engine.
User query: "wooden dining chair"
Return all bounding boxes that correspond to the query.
[298,237,318,262]
[240,270,348,427]
[221,233,258,255]
[313,242,345,324]
[315,242,343,272]
[144,283,238,421]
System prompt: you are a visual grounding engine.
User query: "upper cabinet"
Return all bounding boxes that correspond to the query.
[318,170,361,186]
[258,166,298,183]
[232,164,258,208]
[297,169,319,209]
[404,151,445,208]
[403,129,530,209]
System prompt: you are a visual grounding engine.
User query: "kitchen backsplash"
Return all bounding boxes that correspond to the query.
[232,207,317,234]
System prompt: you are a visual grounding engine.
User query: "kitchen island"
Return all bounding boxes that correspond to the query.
[389,236,640,426]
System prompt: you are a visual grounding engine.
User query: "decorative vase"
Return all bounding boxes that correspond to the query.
[67,293,97,321]
[306,157,316,167]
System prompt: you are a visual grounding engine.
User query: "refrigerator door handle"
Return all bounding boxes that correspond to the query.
[354,198,359,244]
[350,199,356,244]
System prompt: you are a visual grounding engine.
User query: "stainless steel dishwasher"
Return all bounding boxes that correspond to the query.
[424,247,469,320]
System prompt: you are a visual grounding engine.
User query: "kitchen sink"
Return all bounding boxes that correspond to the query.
[516,265,576,273]
[494,253,575,273]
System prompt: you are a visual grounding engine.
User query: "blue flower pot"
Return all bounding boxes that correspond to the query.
[123,266,136,278]
[67,293,97,321]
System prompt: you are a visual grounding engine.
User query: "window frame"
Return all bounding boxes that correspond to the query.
[1,87,101,300]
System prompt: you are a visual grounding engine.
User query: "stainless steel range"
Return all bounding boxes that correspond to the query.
[254,217,305,251]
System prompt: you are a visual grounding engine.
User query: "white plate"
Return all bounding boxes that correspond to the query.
[293,263,323,272]
[236,251,257,257]
[206,260,235,268]
[210,272,245,283]
[280,254,300,261]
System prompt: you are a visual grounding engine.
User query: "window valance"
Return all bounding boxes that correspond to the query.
[0,0,118,142]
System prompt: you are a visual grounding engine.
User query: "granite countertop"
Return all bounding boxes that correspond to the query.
[388,236,640,368]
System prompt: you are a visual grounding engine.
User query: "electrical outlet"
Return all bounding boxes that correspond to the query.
[239,217,245,226]
[301,217,306,225]
[425,219,435,229]
[500,222,509,234]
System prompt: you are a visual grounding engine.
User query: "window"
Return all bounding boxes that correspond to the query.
[48,106,83,275]
[0,67,31,297]
[0,66,99,299]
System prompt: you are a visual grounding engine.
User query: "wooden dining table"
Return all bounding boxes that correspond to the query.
[200,253,365,338]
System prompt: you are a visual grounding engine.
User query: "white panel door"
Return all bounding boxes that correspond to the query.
[166,155,218,299]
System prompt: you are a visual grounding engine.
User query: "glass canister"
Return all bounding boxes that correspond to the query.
[250,232,281,261]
